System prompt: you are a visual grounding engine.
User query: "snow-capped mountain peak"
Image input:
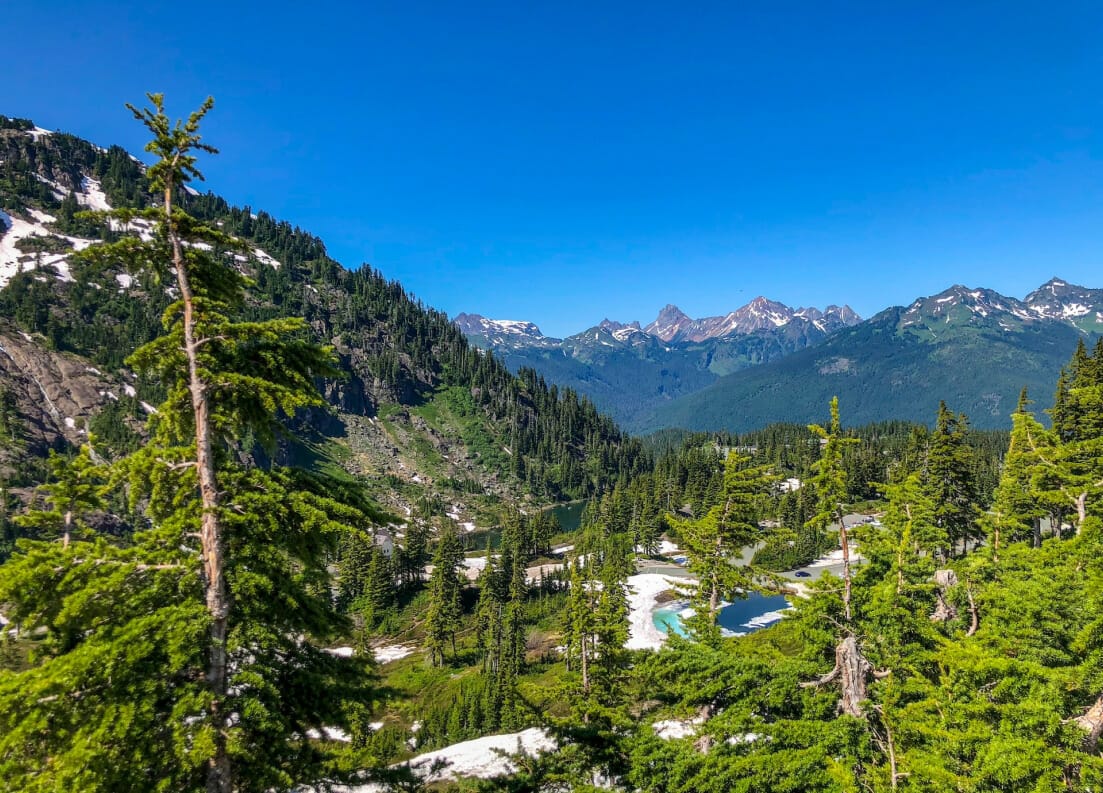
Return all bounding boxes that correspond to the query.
[642,304,694,341]
[640,297,860,342]
[453,313,547,340]
[899,279,1103,333]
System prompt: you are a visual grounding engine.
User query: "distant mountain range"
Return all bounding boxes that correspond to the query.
[454,299,862,430]
[456,278,1103,433]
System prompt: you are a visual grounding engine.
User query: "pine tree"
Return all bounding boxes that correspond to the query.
[807,396,860,621]
[363,545,395,629]
[990,389,1048,552]
[15,445,104,548]
[923,401,980,558]
[424,526,464,666]
[0,96,375,793]
[669,452,772,643]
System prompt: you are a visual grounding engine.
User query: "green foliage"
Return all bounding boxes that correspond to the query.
[0,97,377,792]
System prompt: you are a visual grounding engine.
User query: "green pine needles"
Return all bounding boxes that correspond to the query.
[0,96,376,792]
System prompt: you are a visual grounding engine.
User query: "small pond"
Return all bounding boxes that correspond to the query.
[653,591,792,639]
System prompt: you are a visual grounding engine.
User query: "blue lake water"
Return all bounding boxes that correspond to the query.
[653,591,792,639]
[547,500,587,532]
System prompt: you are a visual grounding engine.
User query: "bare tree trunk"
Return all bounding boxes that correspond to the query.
[801,635,889,718]
[165,184,231,793]
[63,508,71,550]
[838,508,852,622]
[1076,695,1103,752]
[872,706,904,791]
[966,585,979,636]
[1032,517,1041,548]
[1076,493,1088,534]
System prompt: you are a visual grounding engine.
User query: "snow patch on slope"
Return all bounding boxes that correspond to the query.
[338,728,555,791]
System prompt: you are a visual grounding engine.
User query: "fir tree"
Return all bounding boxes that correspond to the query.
[0,96,374,793]
[15,445,104,548]
[923,401,980,558]
[424,526,464,666]
[807,396,860,621]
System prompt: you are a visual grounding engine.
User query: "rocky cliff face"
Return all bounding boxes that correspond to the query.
[0,321,136,475]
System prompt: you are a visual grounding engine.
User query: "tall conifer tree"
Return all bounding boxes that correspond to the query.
[0,96,375,793]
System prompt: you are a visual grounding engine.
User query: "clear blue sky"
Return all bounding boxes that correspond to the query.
[7,2,1103,336]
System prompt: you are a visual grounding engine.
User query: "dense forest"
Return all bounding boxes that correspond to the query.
[4,101,1103,793]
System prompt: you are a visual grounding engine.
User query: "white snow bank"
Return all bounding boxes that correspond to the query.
[0,210,87,287]
[372,644,415,664]
[79,177,111,211]
[806,548,864,568]
[653,717,704,739]
[636,539,681,555]
[324,646,355,658]
[625,574,694,651]
[340,728,555,791]
[306,726,351,742]
[253,247,280,269]
[740,608,792,629]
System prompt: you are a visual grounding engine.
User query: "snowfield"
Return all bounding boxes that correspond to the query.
[324,728,555,792]
[806,548,865,568]
[372,644,416,664]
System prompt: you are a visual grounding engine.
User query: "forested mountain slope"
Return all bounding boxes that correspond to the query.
[645,281,1103,433]
[0,115,646,514]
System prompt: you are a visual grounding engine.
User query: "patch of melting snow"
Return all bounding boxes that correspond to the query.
[79,177,111,211]
[306,726,351,743]
[323,646,355,658]
[338,728,555,791]
[653,717,704,739]
[741,609,792,629]
[372,644,416,664]
[806,548,864,568]
[253,247,280,269]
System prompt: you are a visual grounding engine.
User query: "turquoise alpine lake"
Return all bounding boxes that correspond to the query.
[653,591,793,638]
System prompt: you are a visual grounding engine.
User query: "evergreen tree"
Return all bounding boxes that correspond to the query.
[990,389,1048,552]
[15,445,104,548]
[923,401,980,558]
[0,96,374,793]
[807,396,860,621]
[670,452,773,643]
[424,526,463,666]
[362,545,395,629]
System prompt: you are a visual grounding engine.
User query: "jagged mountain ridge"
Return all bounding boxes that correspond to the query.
[644,278,1103,433]
[454,298,861,431]
[642,297,860,342]
[0,114,647,514]
[458,296,861,348]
